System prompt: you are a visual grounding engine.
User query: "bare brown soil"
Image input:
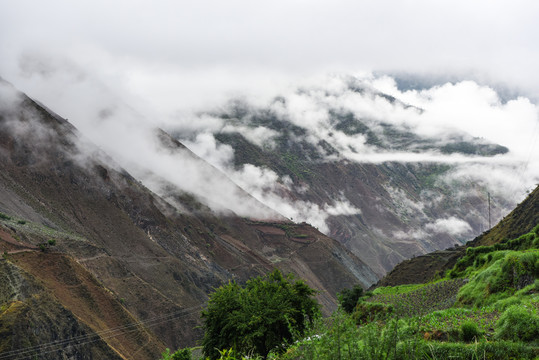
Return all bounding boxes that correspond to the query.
[0,226,38,253]
[9,251,164,360]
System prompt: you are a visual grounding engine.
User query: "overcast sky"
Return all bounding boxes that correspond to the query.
[2,0,539,109]
[1,0,538,234]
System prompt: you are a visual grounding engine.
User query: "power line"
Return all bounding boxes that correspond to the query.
[0,304,204,360]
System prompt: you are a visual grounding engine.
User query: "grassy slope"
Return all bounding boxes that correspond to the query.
[376,185,539,287]
[277,224,539,360]
[470,185,539,247]
[162,224,538,360]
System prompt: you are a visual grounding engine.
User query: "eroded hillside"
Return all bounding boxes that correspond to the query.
[0,79,375,358]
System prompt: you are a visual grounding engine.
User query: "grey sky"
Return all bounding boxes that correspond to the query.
[0,0,538,234]
[2,0,539,105]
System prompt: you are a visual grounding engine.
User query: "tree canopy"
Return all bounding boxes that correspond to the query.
[338,284,364,314]
[201,269,320,359]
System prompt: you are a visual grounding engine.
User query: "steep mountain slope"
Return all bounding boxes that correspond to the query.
[375,184,538,287]
[0,79,375,358]
[0,251,160,360]
[469,185,539,247]
[173,83,514,276]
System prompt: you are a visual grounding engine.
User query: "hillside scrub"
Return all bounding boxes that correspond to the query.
[279,313,538,360]
[456,250,539,307]
[367,279,466,317]
[165,225,539,360]
[495,303,539,342]
[201,269,320,359]
[282,225,539,359]
[337,284,364,313]
[449,224,539,278]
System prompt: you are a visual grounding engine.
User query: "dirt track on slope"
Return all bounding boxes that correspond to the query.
[8,251,164,360]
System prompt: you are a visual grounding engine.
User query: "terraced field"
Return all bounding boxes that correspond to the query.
[368,278,468,317]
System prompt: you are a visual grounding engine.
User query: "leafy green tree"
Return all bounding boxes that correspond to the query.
[201,269,320,359]
[159,347,191,360]
[337,284,364,313]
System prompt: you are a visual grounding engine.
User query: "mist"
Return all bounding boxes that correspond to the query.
[1,1,538,243]
[2,53,538,237]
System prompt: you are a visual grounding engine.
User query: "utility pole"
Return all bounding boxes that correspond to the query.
[488,192,491,229]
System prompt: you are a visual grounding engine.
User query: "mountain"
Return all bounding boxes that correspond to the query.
[171,80,514,276]
[0,79,375,359]
[374,184,538,287]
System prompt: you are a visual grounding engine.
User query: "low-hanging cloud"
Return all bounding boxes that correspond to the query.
[1,50,538,245]
[169,74,538,244]
[210,74,538,196]
[228,163,361,232]
[425,217,473,237]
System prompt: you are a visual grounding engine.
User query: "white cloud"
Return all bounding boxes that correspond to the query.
[425,217,473,237]
[228,164,361,233]
[181,132,234,171]
[3,0,539,110]
[0,81,21,111]
[221,124,279,149]
[393,217,472,244]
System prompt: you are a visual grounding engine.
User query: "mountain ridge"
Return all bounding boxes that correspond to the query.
[187,90,514,275]
[0,79,375,358]
[374,184,539,288]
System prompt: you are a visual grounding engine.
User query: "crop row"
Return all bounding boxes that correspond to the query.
[367,279,468,317]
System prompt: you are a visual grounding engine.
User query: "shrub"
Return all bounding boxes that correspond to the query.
[338,285,364,313]
[352,302,394,324]
[495,304,539,342]
[458,250,539,307]
[460,321,481,343]
[417,340,538,359]
[160,347,192,360]
[0,212,11,220]
[171,348,192,360]
[201,269,320,359]
[48,239,56,246]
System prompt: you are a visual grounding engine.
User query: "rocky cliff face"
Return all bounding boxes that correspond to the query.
[374,184,539,288]
[0,254,155,360]
[0,79,375,358]
[184,87,513,276]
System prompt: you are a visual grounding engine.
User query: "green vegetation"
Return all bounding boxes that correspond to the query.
[160,347,192,360]
[495,303,539,342]
[281,152,314,180]
[201,269,320,359]
[38,239,57,252]
[368,279,466,317]
[459,320,481,342]
[165,224,539,359]
[0,212,12,221]
[440,141,508,156]
[337,284,364,313]
[275,224,309,240]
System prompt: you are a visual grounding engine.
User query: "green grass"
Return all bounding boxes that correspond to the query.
[449,224,539,278]
[368,279,467,317]
[456,250,539,307]
[168,225,539,359]
[415,307,498,335]
[372,282,429,296]
[275,224,539,359]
